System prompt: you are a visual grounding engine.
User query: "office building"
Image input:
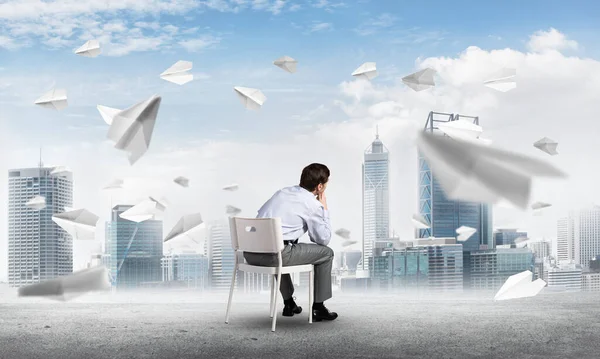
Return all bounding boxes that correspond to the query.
[361,127,390,272]
[105,204,163,289]
[494,229,528,247]
[590,256,600,272]
[470,247,534,290]
[545,261,582,291]
[418,112,493,252]
[205,219,241,291]
[8,165,73,287]
[557,217,574,262]
[557,206,600,268]
[527,240,551,260]
[582,272,600,291]
[161,251,209,289]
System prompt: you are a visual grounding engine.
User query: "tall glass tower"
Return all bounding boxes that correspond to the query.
[205,218,237,291]
[418,112,493,252]
[361,127,390,271]
[8,165,73,287]
[106,204,163,289]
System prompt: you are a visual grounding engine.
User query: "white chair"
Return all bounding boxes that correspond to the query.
[225,217,314,332]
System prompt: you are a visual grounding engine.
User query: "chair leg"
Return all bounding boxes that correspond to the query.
[309,269,314,324]
[272,271,282,332]
[225,263,238,324]
[269,274,275,318]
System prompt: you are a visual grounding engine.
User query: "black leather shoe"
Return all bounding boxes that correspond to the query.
[312,306,338,321]
[282,298,302,317]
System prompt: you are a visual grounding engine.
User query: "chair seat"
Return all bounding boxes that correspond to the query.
[238,263,313,274]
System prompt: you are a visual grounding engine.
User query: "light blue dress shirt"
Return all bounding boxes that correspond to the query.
[257,185,332,246]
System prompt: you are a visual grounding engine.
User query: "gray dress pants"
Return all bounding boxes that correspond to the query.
[243,242,334,303]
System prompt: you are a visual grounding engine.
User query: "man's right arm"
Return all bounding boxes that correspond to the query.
[306,205,332,246]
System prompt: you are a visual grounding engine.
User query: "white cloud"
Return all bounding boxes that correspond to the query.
[309,22,333,33]
[179,35,221,52]
[354,13,396,36]
[527,28,578,53]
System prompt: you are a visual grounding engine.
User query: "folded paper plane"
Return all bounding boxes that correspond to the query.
[103,94,162,165]
[335,228,351,239]
[234,87,267,110]
[97,105,120,125]
[222,183,239,191]
[226,205,241,216]
[351,62,377,80]
[26,196,46,210]
[174,176,189,188]
[456,226,477,242]
[417,132,567,210]
[273,56,297,73]
[18,265,111,301]
[119,198,166,223]
[411,214,430,229]
[35,88,68,110]
[75,39,101,58]
[494,270,546,301]
[402,68,436,92]
[160,60,193,85]
[484,68,516,92]
[52,208,99,240]
[533,137,559,156]
[103,178,124,190]
[531,201,552,210]
[164,213,204,243]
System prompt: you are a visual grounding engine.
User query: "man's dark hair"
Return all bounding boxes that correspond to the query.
[299,163,330,192]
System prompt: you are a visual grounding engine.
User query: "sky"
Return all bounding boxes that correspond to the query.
[2,0,600,281]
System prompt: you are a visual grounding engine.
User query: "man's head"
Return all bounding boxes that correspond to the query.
[299,163,330,195]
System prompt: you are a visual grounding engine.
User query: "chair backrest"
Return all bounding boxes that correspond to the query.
[229,217,284,253]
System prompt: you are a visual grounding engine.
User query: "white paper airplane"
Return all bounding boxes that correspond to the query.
[174,176,189,188]
[18,265,111,301]
[484,68,516,92]
[164,213,204,243]
[34,88,68,110]
[97,105,120,125]
[226,205,241,216]
[222,183,239,191]
[531,201,552,210]
[533,137,559,156]
[74,39,101,58]
[351,62,378,80]
[342,240,358,247]
[50,166,71,175]
[402,68,436,92]
[103,178,124,190]
[104,94,162,165]
[456,226,477,242]
[436,119,490,144]
[52,208,99,240]
[160,60,193,85]
[494,270,546,301]
[417,132,567,210]
[148,196,169,211]
[119,198,165,223]
[273,56,297,73]
[233,87,267,110]
[26,196,46,210]
[411,214,430,229]
[335,228,351,239]
[514,236,531,248]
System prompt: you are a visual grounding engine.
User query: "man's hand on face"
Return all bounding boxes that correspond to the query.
[317,189,328,210]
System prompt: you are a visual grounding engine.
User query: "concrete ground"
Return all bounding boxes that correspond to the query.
[1,290,599,359]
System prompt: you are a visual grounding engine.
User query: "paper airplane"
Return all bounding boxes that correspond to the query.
[273,56,297,73]
[50,166,71,175]
[411,214,430,229]
[97,105,120,125]
[74,39,101,58]
[531,202,552,210]
[148,196,169,211]
[26,196,46,210]
[104,94,162,165]
[342,240,357,247]
[533,137,559,156]
[417,132,567,210]
[484,68,516,92]
[234,87,267,110]
[402,68,436,92]
[226,205,241,216]
[174,176,189,188]
[119,198,165,223]
[34,88,68,110]
[222,183,239,191]
[335,228,351,239]
[103,178,124,190]
[52,208,99,240]
[18,265,111,301]
[436,119,491,145]
[160,60,193,85]
[494,270,546,301]
[164,213,204,243]
[456,226,477,242]
[351,62,377,80]
[514,236,530,248]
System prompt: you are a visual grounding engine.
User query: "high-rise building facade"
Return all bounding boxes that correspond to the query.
[8,166,73,287]
[418,112,493,252]
[556,217,574,262]
[105,204,163,289]
[161,251,209,289]
[557,206,600,268]
[361,128,390,271]
[205,219,240,291]
[527,240,551,260]
[545,260,582,291]
[470,247,534,290]
[494,229,528,247]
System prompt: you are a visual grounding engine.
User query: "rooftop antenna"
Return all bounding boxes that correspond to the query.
[375,125,379,139]
[38,147,43,168]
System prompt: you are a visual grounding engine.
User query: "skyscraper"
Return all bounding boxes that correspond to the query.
[205,218,238,291]
[361,127,390,271]
[161,251,209,289]
[8,165,73,287]
[418,112,493,251]
[557,206,600,268]
[105,204,163,289]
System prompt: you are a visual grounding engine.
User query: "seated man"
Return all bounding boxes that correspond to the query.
[243,163,338,321]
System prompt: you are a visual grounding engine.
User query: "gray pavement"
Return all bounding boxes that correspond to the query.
[1,290,599,359]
